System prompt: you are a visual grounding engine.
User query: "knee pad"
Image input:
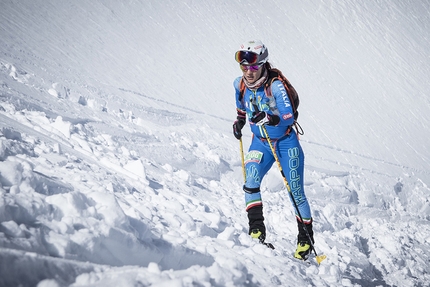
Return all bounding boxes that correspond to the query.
[243,185,260,194]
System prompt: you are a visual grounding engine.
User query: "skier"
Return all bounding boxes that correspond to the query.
[232,40,314,260]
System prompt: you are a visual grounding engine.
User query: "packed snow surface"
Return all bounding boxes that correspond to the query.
[0,0,429,286]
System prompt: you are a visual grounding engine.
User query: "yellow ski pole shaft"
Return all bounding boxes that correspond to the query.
[261,127,291,192]
[240,138,246,182]
[261,125,326,264]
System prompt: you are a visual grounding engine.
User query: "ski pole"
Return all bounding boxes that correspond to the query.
[240,138,246,182]
[261,125,326,264]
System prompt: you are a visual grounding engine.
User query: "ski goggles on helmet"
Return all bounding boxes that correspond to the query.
[240,64,263,72]
[235,50,260,65]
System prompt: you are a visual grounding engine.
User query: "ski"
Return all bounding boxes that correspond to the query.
[262,242,275,249]
[251,229,275,249]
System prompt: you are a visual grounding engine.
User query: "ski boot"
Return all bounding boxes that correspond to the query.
[294,218,314,260]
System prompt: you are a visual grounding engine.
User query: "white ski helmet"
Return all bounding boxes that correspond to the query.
[235,40,269,65]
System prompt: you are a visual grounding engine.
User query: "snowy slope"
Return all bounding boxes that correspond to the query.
[0,0,429,286]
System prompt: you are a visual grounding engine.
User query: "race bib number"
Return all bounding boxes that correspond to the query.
[245,150,263,164]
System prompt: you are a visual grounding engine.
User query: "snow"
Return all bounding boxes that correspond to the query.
[0,0,429,286]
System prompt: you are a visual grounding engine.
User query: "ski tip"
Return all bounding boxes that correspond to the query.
[264,242,275,249]
[316,254,327,265]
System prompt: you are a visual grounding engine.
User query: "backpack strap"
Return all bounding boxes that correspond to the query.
[238,78,246,103]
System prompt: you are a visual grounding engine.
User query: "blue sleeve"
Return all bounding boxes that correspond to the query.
[271,80,295,127]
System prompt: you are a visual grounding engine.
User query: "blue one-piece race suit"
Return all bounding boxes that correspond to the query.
[234,76,312,224]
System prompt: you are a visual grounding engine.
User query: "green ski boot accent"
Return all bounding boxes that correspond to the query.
[251,229,263,239]
[294,241,311,260]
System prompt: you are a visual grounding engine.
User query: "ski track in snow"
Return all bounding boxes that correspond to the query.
[1,1,430,287]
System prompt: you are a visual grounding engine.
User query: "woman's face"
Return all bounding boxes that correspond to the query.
[241,64,263,84]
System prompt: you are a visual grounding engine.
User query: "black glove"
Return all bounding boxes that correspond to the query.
[251,111,280,126]
[233,118,246,139]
